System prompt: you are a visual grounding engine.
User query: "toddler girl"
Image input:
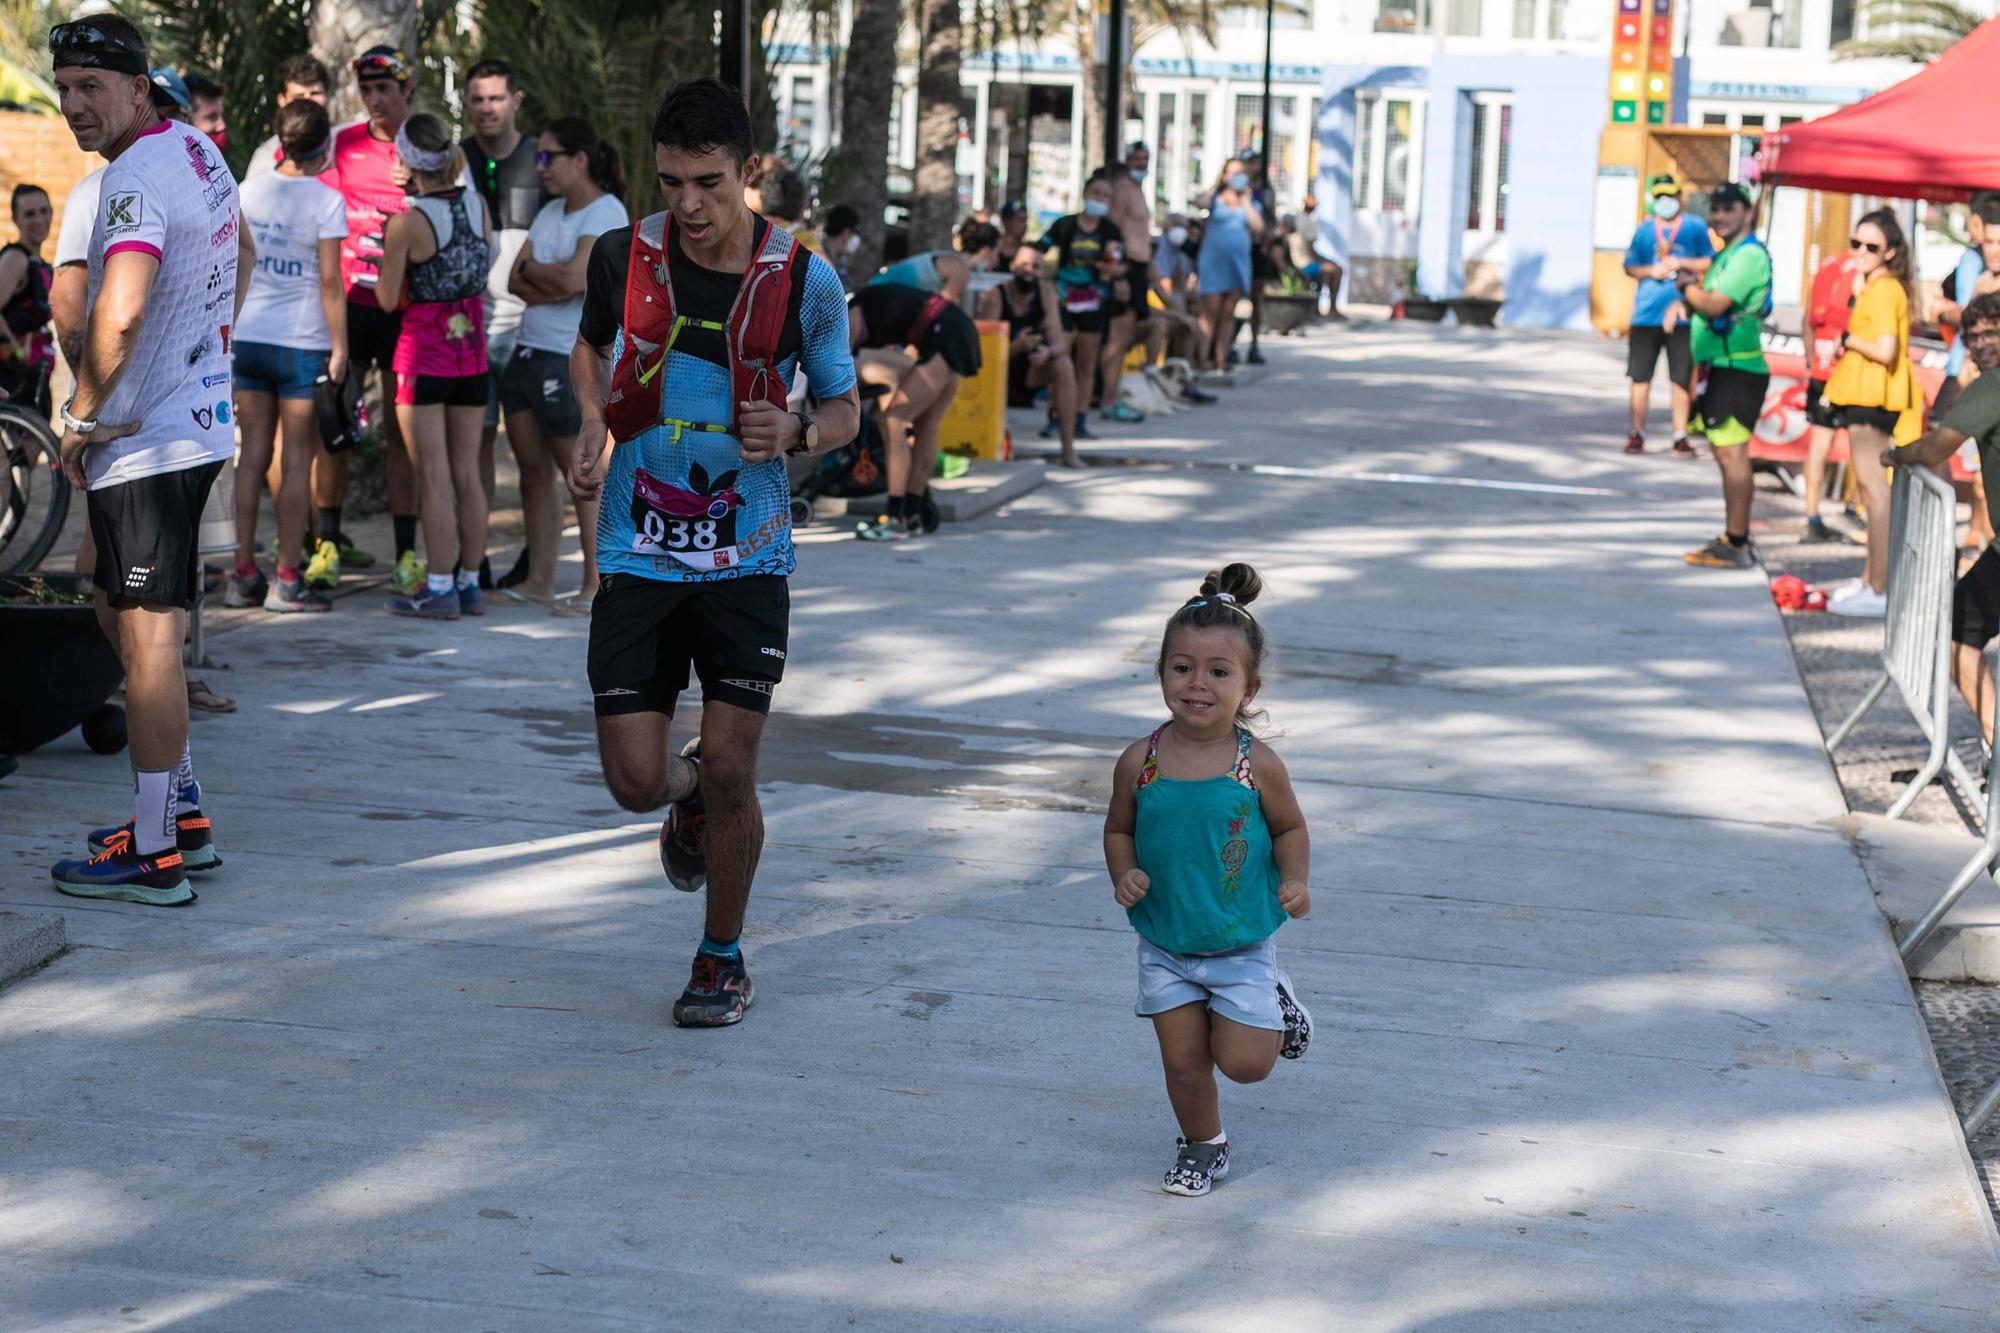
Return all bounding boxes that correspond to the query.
[1103,562,1313,1196]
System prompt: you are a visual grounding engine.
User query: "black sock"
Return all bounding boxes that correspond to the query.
[316,507,342,545]
[885,494,907,522]
[477,555,493,590]
[393,515,418,562]
[1726,532,1747,547]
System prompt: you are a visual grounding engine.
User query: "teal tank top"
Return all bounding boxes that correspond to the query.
[872,252,948,294]
[1129,724,1287,956]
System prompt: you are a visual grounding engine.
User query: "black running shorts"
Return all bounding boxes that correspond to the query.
[1954,544,2000,648]
[347,300,401,377]
[87,459,224,610]
[1627,323,1692,387]
[587,572,790,718]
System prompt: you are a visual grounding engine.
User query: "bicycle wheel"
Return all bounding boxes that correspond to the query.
[0,403,71,575]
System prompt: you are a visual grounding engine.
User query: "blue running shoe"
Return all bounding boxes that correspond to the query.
[386,586,461,620]
[457,583,485,617]
[88,806,221,873]
[53,834,195,906]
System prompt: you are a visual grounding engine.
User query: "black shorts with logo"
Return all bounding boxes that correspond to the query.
[497,346,582,437]
[88,459,224,610]
[1627,323,1692,387]
[587,572,790,718]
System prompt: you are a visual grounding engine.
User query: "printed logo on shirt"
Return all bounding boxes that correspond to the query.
[103,191,142,235]
[184,135,219,182]
[210,214,238,249]
[220,324,231,354]
[201,373,229,387]
[187,333,214,365]
[201,180,231,212]
[190,401,232,431]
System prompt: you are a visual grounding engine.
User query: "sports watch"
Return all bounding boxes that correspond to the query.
[787,412,818,456]
[60,399,99,436]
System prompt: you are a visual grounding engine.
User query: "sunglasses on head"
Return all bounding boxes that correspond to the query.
[49,21,146,56]
[1850,238,1884,254]
[535,148,579,167]
[352,52,410,82]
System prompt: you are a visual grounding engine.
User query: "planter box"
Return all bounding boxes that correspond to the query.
[1403,298,1448,322]
[1261,293,1316,335]
[0,573,122,753]
[1451,297,1502,328]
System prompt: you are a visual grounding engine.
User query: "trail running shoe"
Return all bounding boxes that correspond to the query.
[264,576,331,614]
[385,585,460,619]
[672,950,753,1027]
[390,550,427,596]
[1162,1137,1229,1197]
[856,515,912,543]
[659,737,706,893]
[223,570,268,608]
[1671,435,1699,458]
[1101,401,1145,423]
[1623,431,1645,455]
[53,834,195,906]
[303,540,341,590]
[1275,969,1313,1060]
[1684,535,1755,569]
[333,535,377,569]
[457,583,485,617]
[88,808,221,873]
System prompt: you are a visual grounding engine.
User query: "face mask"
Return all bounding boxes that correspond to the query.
[1166,226,1188,247]
[1012,273,1036,291]
[1227,172,1250,192]
[1083,199,1109,219]
[844,233,861,255]
[1652,196,1681,220]
[1129,168,1146,182]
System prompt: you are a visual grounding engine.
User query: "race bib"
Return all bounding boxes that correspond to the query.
[1061,282,1101,315]
[630,463,742,571]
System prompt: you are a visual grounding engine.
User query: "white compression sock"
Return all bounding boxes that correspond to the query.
[1201,1132,1227,1145]
[175,741,199,813]
[455,568,478,590]
[427,572,455,596]
[132,768,177,855]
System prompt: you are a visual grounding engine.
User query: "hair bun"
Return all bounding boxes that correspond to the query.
[1198,563,1262,607]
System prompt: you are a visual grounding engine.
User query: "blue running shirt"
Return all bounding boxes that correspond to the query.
[578,219,856,583]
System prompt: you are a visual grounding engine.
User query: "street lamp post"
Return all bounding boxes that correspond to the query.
[1260,0,1275,161]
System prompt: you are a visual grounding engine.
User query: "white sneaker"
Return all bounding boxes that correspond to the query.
[1827,586,1888,618]
[1826,578,1865,602]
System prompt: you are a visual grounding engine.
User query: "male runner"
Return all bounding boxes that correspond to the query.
[460,58,546,588]
[320,45,419,591]
[46,15,252,904]
[244,54,330,182]
[1100,141,1153,423]
[568,79,859,1026]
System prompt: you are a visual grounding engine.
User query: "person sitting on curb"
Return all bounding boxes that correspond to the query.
[980,245,1080,467]
[1882,293,2000,744]
[1674,182,1771,571]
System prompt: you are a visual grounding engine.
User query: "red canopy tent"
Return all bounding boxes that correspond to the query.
[1760,18,2000,201]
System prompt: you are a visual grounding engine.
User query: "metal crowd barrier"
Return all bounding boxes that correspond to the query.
[1898,650,2000,963]
[1823,465,1975,819]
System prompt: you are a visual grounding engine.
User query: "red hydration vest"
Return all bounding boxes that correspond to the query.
[605,212,801,445]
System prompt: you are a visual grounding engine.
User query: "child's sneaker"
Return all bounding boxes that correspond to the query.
[1162,1137,1229,1196]
[1275,969,1313,1059]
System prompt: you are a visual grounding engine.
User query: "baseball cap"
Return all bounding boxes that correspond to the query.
[148,67,191,113]
[352,45,412,84]
[1646,172,1681,198]
[1710,181,1754,209]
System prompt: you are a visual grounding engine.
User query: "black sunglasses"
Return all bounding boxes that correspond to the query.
[49,21,146,56]
[535,148,580,167]
[1850,238,1884,254]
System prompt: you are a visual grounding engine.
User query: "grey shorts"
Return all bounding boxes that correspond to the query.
[1135,937,1282,1031]
[497,344,582,439]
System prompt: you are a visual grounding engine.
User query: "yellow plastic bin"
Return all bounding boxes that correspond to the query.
[937,318,1010,461]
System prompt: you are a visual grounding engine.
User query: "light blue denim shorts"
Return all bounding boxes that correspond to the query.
[1135,936,1282,1031]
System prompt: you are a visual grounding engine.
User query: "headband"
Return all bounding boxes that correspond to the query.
[49,23,148,78]
[296,134,333,165]
[394,122,450,175]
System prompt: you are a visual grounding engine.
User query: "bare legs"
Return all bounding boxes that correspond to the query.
[397,401,488,585]
[233,391,315,578]
[505,409,598,604]
[1197,291,1238,373]
[1846,423,1893,593]
[1151,1003,1280,1142]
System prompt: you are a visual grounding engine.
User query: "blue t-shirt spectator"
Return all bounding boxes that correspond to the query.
[1948,246,1985,377]
[1625,216,1714,329]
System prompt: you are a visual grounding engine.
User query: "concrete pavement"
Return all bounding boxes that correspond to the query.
[4,319,1999,1329]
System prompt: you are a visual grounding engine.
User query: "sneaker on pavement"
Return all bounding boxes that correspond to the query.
[1684,536,1754,569]
[1802,516,1842,543]
[1183,385,1219,405]
[88,808,221,872]
[385,585,460,620]
[222,570,268,608]
[856,515,912,543]
[1827,577,1865,602]
[1623,431,1645,455]
[390,551,427,597]
[1275,969,1313,1060]
[1246,345,1266,366]
[1101,401,1145,423]
[672,950,753,1027]
[333,535,376,569]
[265,576,331,614]
[52,834,195,906]
[1671,435,1699,457]
[1827,585,1888,618]
[659,738,706,892]
[457,583,485,617]
[1162,1137,1230,1196]
[1073,413,1096,440]
[303,540,341,590]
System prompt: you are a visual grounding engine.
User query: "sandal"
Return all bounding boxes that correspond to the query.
[551,596,593,618]
[186,678,236,714]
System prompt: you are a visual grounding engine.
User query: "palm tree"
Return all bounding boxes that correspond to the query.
[910,0,963,251]
[1836,0,1984,61]
[834,0,901,282]
[129,0,313,175]
[309,0,418,124]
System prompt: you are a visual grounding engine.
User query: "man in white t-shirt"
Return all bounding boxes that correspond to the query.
[47,15,256,907]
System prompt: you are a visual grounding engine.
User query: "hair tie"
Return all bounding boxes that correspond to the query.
[394,122,450,175]
[1211,592,1236,603]
[1186,596,1252,618]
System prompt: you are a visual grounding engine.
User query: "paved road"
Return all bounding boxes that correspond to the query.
[5,321,1999,1329]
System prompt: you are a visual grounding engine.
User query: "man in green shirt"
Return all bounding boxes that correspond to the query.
[1672,182,1771,570]
[1884,291,2000,742]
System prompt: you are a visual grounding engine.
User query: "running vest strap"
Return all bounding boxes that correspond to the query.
[605,212,802,445]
